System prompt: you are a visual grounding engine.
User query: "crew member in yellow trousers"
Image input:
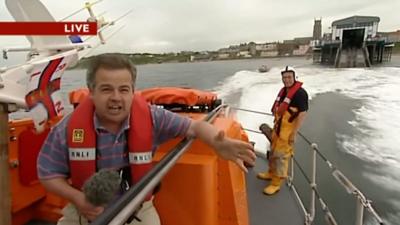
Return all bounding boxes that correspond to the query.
[258,66,308,195]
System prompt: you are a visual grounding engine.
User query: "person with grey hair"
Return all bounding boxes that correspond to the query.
[37,53,256,225]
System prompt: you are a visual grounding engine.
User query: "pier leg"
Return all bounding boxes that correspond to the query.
[0,103,12,225]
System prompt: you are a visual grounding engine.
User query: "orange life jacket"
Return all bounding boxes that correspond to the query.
[271,81,303,116]
[66,94,153,196]
[271,81,303,136]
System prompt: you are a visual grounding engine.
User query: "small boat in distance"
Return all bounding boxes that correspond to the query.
[258,65,270,72]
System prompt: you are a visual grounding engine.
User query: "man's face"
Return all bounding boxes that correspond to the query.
[282,71,295,88]
[90,68,134,128]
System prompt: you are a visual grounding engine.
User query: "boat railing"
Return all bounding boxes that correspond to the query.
[91,104,226,225]
[231,107,385,225]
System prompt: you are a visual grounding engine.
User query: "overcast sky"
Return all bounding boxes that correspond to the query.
[0,0,399,56]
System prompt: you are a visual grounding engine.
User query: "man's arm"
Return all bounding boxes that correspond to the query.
[288,88,308,145]
[37,117,103,221]
[289,111,307,145]
[186,120,256,172]
[151,107,256,171]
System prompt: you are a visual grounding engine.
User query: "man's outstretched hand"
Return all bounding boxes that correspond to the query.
[212,130,256,172]
[186,120,257,172]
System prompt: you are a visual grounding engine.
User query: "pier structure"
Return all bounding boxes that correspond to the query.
[312,16,394,67]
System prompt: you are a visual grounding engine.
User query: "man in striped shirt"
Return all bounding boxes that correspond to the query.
[37,53,256,225]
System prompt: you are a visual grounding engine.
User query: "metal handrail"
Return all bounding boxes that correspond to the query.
[91,104,226,225]
[298,134,384,225]
[291,155,338,225]
[233,107,385,225]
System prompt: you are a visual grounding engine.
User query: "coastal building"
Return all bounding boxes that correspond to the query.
[293,44,310,56]
[313,18,322,40]
[378,30,400,43]
[331,16,380,41]
[237,50,252,58]
[248,42,257,56]
[190,52,211,61]
[260,51,278,57]
[294,37,313,45]
[255,43,278,51]
[280,37,312,56]
[217,53,230,59]
[322,33,332,41]
[256,43,279,57]
[216,38,311,59]
[313,15,394,67]
[217,46,240,59]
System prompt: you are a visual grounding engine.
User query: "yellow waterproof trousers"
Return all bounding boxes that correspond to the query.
[268,108,297,185]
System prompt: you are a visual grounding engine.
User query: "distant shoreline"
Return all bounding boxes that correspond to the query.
[68,54,311,69]
[68,52,400,70]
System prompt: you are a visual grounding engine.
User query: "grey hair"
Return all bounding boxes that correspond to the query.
[86,53,137,90]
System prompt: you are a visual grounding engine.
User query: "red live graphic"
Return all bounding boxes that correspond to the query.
[0,22,97,35]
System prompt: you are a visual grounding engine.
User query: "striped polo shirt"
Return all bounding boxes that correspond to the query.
[37,105,191,180]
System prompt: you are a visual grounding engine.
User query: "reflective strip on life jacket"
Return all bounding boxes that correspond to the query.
[129,152,153,164]
[283,97,291,104]
[69,148,96,161]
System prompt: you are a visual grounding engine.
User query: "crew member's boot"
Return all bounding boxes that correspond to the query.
[263,176,282,195]
[257,172,272,180]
